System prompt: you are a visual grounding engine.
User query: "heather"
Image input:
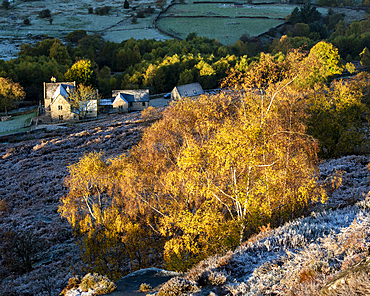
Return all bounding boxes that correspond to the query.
[0,112,145,295]
[1,36,370,295]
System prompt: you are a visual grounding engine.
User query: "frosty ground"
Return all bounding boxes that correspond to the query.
[0,103,369,295]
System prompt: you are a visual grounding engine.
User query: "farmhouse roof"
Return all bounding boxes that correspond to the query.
[113,93,130,104]
[52,84,75,101]
[99,98,115,106]
[174,83,204,98]
[112,89,150,102]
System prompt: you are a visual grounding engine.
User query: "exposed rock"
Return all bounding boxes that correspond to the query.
[107,268,182,296]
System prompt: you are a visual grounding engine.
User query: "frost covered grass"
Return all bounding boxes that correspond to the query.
[179,203,370,295]
[0,112,145,295]
[165,155,370,295]
[0,112,37,133]
[1,104,369,296]
[156,17,283,45]
[0,0,168,59]
[60,273,116,296]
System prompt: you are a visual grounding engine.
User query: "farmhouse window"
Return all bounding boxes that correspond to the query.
[142,102,145,106]
[59,115,63,121]
[58,105,62,110]
[119,106,123,110]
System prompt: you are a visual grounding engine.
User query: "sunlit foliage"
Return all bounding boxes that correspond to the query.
[0,77,25,112]
[60,72,324,273]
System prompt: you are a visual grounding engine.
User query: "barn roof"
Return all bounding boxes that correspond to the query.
[112,89,150,102]
[173,82,204,98]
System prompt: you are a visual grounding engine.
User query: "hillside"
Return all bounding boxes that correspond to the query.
[1,105,370,295]
[150,155,370,295]
[0,112,148,295]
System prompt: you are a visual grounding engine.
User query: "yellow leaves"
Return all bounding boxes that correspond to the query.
[0,77,25,111]
[161,203,239,271]
[64,59,96,86]
[297,41,343,88]
[60,53,333,274]
[307,73,370,157]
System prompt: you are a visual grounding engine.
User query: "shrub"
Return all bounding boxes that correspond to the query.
[0,198,9,216]
[61,274,116,295]
[141,106,161,123]
[0,229,44,274]
[88,6,93,14]
[80,273,116,294]
[38,9,51,18]
[23,18,30,25]
[136,10,145,18]
[2,0,9,9]
[95,6,111,15]
[65,30,87,43]
[139,283,152,292]
[157,277,199,296]
[131,15,137,23]
[124,0,129,9]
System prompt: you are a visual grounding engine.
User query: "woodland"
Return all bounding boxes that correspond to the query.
[1,2,370,295]
[0,3,369,108]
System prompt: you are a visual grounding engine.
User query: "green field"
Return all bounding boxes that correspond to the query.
[0,112,37,134]
[189,0,283,2]
[165,3,326,19]
[157,3,328,44]
[157,17,283,44]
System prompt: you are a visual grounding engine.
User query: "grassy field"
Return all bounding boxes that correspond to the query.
[157,17,283,44]
[165,3,328,19]
[0,0,170,59]
[0,0,359,60]
[0,112,37,134]
[157,2,328,44]
[189,0,283,2]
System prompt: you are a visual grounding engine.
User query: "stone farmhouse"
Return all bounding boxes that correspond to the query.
[171,83,204,100]
[99,89,150,113]
[43,82,98,122]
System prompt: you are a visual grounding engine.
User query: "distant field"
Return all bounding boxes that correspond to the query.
[157,3,328,44]
[0,0,360,59]
[0,0,170,60]
[0,112,37,134]
[189,0,282,2]
[165,3,325,19]
[157,17,283,44]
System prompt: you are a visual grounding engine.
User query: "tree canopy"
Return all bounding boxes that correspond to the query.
[0,77,25,113]
[68,84,99,119]
[64,59,97,86]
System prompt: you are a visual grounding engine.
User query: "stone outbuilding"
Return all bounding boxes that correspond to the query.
[111,89,150,112]
[171,83,204,101]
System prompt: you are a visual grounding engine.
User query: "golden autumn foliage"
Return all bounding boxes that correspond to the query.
[223,41,343,90]
[0,77,25,112]
[60,43,366,275]
[60,80,324,273]
[307,72,370,157]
